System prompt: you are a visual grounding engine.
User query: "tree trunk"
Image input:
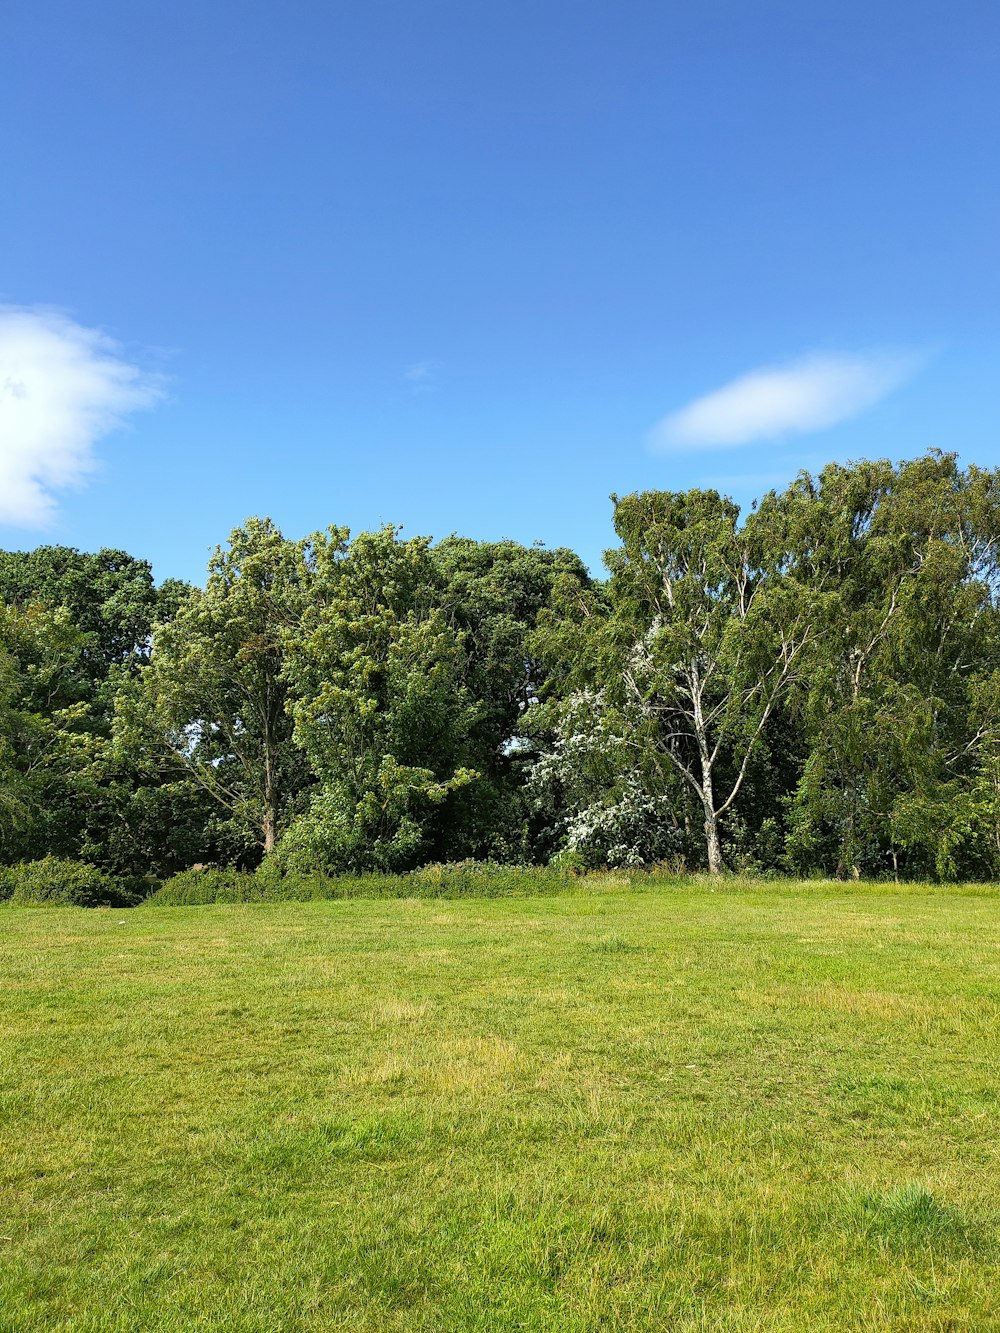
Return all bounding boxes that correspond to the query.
[704,804,723,876]
[692,680,723,875]
[262,736,277,854]
[698,754,723,874]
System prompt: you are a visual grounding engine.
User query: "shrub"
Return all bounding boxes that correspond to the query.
[8,856,131,908]
[145,859,582,905]
[149,866,261,906]
[0,865,14,903]
[271,794,427,877]
[252,860,350,900]
[404,860,572,898]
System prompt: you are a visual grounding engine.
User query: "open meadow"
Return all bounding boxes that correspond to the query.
[2,880,999,1331]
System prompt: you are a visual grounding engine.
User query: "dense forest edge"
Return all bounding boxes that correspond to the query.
[4,450,1000,906]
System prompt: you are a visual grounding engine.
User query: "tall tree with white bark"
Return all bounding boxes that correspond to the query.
[603,487,820,874]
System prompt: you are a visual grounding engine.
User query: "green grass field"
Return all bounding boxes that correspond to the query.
[2,881,999,1331]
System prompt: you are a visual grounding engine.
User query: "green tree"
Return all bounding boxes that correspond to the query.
[0,634,27,838]
[117,518,313,858]
[0,601,104,859]
[433,537,591,859]
[0,546,175,724]
[527,686,689,868]
[0,546,196,872]
[282,526,477,872]
[593,488,820,874]
[786,453,1000,878]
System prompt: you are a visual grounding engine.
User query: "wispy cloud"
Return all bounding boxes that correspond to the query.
[0,306,164,526]
[650,349,927,452]
[403,358,441,390]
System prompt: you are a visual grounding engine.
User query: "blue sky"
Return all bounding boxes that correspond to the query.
[1,0,999,582]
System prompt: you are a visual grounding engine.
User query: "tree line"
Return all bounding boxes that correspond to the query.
[3,450,1000,884]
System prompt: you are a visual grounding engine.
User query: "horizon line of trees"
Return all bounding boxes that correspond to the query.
[3,449,1000,883]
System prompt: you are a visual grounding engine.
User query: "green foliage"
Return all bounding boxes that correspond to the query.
[7,451,1000,883]
[536,485,818,874]
[150,865,258,904]
[0,601,104,860]
[528,689,687,868]
[274,777,437,875]
[433,538,592,860]
[87,776,222,881]
[0,546,160,673]
[7,856,130,907]
[284,526,479,872]
[785,453,1000,879]
[116,518,314,856]
[0,548,197,870]
[149,859,578,904]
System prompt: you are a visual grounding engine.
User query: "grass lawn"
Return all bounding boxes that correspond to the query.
[1,881,999,1331]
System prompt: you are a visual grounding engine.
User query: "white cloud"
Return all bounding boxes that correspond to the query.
[650,349,926,452]
[403,358,441,389]
[0,306,164,526]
